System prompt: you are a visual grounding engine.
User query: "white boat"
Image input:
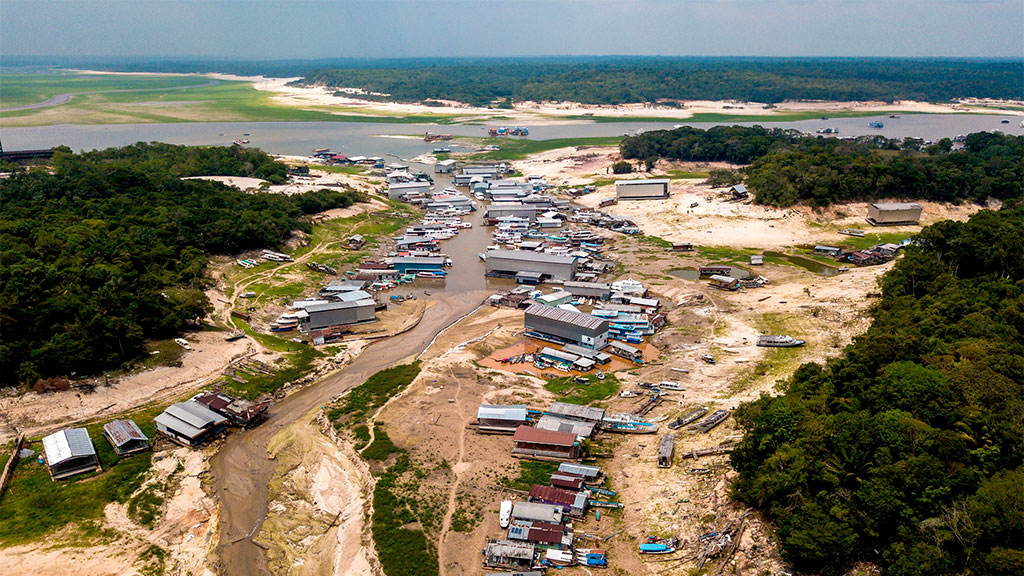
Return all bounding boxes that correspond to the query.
[658,381,685,391]
[756,335,806,348]
[499,500,512,528]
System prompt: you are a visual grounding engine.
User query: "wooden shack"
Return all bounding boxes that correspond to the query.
[512,427,580,460]
[658,433,675,468]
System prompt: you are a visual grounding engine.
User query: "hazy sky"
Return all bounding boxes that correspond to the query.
[2,0,1022,60]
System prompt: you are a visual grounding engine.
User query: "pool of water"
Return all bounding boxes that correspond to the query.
[668,268,701,280]
[764,251,840,276]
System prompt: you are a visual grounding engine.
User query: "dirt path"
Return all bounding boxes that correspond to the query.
[211,291,491,576]
[437,366,468,576]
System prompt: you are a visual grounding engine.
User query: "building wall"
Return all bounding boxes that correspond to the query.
[486,206,537,220]
[525,312,609,349]
[487,254,576,281]
[305,304,376,330]
[616,181,668,199]
[868,206,922,223]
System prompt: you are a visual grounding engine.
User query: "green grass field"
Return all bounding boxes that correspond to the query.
[465,136,623,160]
[0,72,464,126]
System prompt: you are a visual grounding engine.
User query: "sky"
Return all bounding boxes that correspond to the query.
[2,0,1022,60]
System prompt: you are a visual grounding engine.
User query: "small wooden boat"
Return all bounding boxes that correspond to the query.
[640,538,678,554]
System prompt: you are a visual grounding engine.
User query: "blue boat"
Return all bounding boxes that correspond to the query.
[868,121,884,128]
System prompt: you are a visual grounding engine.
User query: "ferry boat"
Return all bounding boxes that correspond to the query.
[270,312,301,332]
[756,335,806,348]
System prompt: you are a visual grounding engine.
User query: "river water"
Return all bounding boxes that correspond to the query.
[2,113,1020,158]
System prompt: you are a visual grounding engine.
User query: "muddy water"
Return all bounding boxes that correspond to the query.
[763,251,840,276]
[668,268,700,280]
[211,169,497,575]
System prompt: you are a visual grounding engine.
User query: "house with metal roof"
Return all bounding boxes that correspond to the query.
[529,485,588,517]
[155,402,229,447]
[507,520,571,546]
[658,433,676,468]
[549,473,585,491]
[557,462,602,480]
[548,402,605,423]
[391,256,446,274]
[103,419,149,455]
[560,343,612,365]
[42,428,100,480]
[387,181,430,199]
[616,179,670,200]
[512,427,580,460]
[535,414,597,438]
[483,539,536,569]
[477,404,530,434]
[867,202,922,226]
[524,303,609,350]
[511,501,564,524]
[608,340,643,362]
[562,281,611,300]
[434,159,457,173]
[193,391,272,427]
[298,299,377,332]
[487,250,577,282]
[535,291,572,307]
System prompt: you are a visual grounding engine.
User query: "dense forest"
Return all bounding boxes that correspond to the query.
[297,58,1022,106]
[621,127,1024,206]
[0,143,362,385]
[731,202,1024,576]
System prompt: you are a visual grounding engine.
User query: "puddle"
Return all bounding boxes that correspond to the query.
[763,252,840,276]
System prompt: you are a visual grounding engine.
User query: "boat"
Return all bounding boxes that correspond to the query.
[544,549,576,567]
[700,353,716,364]
[756,335,806,348]
[838,228,866,237]
[477,253,486,261]
[658,381,685,391]
[595,371,605,380]
[640,538,679,554]
[890,114,901,119]
[602,413,659,434]
[232,138,250,146]
[868,121,884,129]
[498,500,512,528]
[816,127,839,134]
[1000,119,1010,124]
[416,271,446,278]
[619,390,639,398]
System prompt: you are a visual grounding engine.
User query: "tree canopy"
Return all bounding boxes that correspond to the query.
[0,143,363,384]
[297,58,1022,106]
[621,127,1024,206]
[731,201,1024,575]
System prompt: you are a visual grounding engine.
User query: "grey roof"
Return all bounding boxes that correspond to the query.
[388,181,429,190]
[609,340,640,354]
[165,402,227,429]
[563,281,611,290]
[549,401,606,422]
[871,202,922,210]
[539,347,580,363]
[392,256,446,265]
[536,414,597,437]
[485,539,536,560]
[558,462,601,478]
[525,303,606,331]
[478,404,528,422]
[732,184,748,193]
[103,419,148,447]
[616,179,670,186]
[304,299,376,314]
[42,428,96,465]
[511,502,563,523]
[335,290,374,303]
[489,250,576,265]
[154,412,204,439]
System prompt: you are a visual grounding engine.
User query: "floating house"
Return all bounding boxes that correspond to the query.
[487,250,578,282]
[708,274,740,291]
[658,433,675,468]
[548,402,605,423]
[42,428,100,480]
[391,256,447,274]
[608,340,643,362]
[535,414,598,438]
[511,501,564,524]
[193,391,272,427]
[616,179,670,200]
[434,159,457,174]
[103,419,149,455]
[507,520,570,546]
[562,281,611,300]
[524,304,609,350]
[560,343,612,365]
[867,202,923,226]
[512,427,580,460]
[154,402,229,447]
[483,539,536,569]
[477,404,530,434]
[529,485,588,517]
[813,245,843,257]
[535,290,573,307]
[557,462,602,481]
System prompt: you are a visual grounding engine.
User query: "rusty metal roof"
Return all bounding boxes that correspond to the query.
[103,419,148,447]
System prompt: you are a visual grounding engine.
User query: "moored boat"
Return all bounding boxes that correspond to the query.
[756,335,806,348]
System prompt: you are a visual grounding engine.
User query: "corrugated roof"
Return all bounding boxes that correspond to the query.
[871,202,922,210]
[530,485,582,507]
[155,412,204,439]
[489,250,576,265]
[392,256,446,265]
[616,179,670,185]
[549,401,606,422]
[511,502,563,523]
[558,462,601,478]
[535,415,597,437]
[165,402,227,429]
[478,404,528,421]
[524,303,607,331]
[304,299,376,314]
[42,428,96,465]
[513,426,577,447]
[103,419,147,447]
[484,539,535,559]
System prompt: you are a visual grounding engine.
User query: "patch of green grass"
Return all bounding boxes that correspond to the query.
[313,164,367,175]
[830,231,914,250]
[232,318,308,353]
[665,169,711,179]
[589,178,616,188]
[545,373,620,405]
[127,481,165,529]
[220,346,323,399]
[371,454,439,576]
[0,71,215,107]
[363,425,403,461]
[499,460,559,491]
[326,362,422,430]
[0,421,155,545]
[637,234,672,248]
[136,544,169,576]
[450,504,480,533]
[464,136,622,161]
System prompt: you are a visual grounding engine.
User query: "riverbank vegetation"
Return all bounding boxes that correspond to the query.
[621,126,1024,206]
[0,143,363,385]
[731,202,1024,576]
[298,58,1022,106]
